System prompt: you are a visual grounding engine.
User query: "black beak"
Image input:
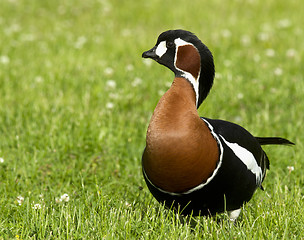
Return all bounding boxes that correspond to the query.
[142,46,158,60]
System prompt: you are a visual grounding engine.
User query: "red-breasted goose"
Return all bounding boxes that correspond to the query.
[141,29,294,220]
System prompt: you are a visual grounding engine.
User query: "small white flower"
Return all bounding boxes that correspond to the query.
[234,116,243,123]
[237,93,244,99]
[103,6,111,14]
[74,36,87,49]
[21,34,35,42]
[106,80,116,89]
[241,35,251,46]
[4,23,21,35]
[0,157,4,163]
[274,67,283,76]
[265,48,276,57]
[132,77,142,87]
[286,48,296,58]
[158,90,165,96]
[223,60,232,67]
[215,72,223,79]
[277,19,292,29]
[287,166,294,173]
[60,193,70,202]
[32,203,42,210]
[270,87,278,93]
[109,93,119,99]
[121,29,131,37]
[142,58,153,67]
[0,55,10,64]
[253,54,261,62]
[126,64,134,71]
[16,196,24,206]
[261,23,272,32]
[106,102,114,109]
[104,67,114,76]
[35,76,44,83]
[165,82,172,88]
[258,32,269,41]
[221,29,232,38]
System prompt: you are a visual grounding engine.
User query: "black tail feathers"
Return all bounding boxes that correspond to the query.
[255,137,295,146]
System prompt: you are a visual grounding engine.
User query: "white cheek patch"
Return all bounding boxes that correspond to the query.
[155,41,167,58]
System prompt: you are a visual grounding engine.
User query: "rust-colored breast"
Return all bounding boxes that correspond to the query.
[142,77,219,193]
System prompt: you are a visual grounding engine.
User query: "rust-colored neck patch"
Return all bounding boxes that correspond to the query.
[175,45,201,79]
[142,77,219,193]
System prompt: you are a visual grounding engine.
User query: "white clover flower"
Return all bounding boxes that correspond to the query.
[106,102,114,109]
[165,82,172,88]
[265,48,276,57]
[287,166,294,173]
[221,29,232,38]
[286,49,296,58]
[104,67,114,76]
[109,93,119,99]
[32,203,41,210]
[74,36,87,49]
[223,60,232,67]
[132,77,142,87]
[4,23,21,35]
[125,202,132,207]
[0,55,10,64]
[237,93,244,99]
[215,72,223,79]
[142,58,153,67]
[158,90,165,96]
[106,80,116,89]
[261,23,272,32]
[253,54,261,62]
[121,29,131,37]
[16,196,24,206]
[274,67,283,76]
[234,116,243,123]
[277,19,292,29]
[21,33,35,42]
[241,35,251,46]
[0,157,4,163]
[60,193,70,202]
[126,64,134,71]
[35,76,44,83]
[258,32,270,41]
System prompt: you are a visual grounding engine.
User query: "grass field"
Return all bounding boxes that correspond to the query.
[0,0,303,239]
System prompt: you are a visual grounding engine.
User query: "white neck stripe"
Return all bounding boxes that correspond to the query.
[174,38,200,107]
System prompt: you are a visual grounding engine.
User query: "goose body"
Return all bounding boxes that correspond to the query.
[141,30,294,219]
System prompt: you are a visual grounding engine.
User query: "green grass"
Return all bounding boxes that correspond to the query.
[0,0,303,239]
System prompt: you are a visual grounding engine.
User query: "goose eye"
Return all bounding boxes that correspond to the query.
[166,41,175,48]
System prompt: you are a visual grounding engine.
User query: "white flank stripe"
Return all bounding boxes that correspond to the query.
[155,41,167,58]
[219,135,262,185]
